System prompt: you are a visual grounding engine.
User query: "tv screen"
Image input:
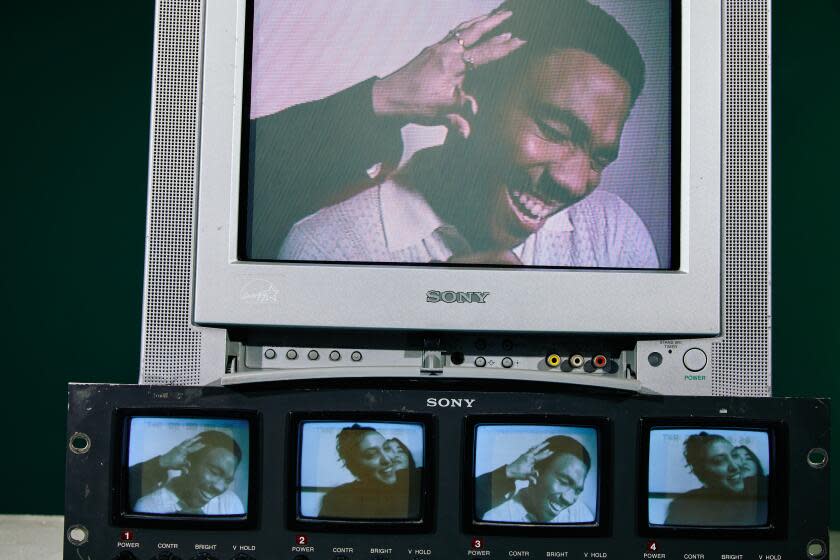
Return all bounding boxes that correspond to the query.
[297,421,426,520]
[125,417,250,517]
[244,0,674,270]
[647,428,771,527]
[473,424,599,524]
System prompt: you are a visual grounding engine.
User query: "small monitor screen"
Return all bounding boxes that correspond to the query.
[473,424,599,525]
[244,0,674,270]
[126,417,250,517]
[298,421,425,521]
[648,428,771,527]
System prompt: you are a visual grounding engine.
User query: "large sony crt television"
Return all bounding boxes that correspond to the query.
[140,0,770,395]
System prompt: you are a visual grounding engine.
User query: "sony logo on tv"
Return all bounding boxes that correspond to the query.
[426,397,476,408]
[426,290,490,303]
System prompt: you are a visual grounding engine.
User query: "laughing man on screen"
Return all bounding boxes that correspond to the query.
[278,0,658,267]
[133,431,245,515]
[482,435,595,523]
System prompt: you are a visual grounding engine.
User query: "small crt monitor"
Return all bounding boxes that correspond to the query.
[647,427,772,529]
[469,421,603,533]
[120,415,253,525]
[293,417,432,530]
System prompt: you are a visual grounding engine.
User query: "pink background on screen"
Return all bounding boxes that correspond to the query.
[250,1,673,266]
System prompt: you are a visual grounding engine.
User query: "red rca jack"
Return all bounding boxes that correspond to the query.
[546,353,562,368]
[569,354,585,368]
[593,354,608,369]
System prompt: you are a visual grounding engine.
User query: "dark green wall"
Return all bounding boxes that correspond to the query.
[1,1,837,526]
[772,0,840,526]
[1,2,152,514]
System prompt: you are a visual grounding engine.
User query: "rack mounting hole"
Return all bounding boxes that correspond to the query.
[807,539,827,559]
[69,432,91,454]
[807,447,828,469]
[67,525,89,546]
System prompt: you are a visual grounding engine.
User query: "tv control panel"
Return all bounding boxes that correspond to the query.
[228,332,716,395]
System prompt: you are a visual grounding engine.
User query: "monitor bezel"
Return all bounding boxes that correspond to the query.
[463,414,612,537]
[112,408,261,529]
[638,417,788,539]
[191,0,722,337]
[287,411,437,533]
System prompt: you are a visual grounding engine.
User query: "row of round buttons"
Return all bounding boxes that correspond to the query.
[264,349,363,362]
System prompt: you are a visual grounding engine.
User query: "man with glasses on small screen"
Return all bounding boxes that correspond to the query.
[482,435,594,523]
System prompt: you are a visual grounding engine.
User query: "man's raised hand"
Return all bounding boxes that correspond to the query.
[504,441,554,485]
[372,9,526,139]
[157,435,205,473]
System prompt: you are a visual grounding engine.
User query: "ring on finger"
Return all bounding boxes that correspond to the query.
[454,31,466,48]
[462,53,476,71]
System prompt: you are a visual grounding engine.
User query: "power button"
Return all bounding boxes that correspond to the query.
[683,348,708,372]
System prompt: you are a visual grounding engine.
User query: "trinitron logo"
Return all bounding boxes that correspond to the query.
[426,290,490,303]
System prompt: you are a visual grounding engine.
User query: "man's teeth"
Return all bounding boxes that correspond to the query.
[510,189,556,219]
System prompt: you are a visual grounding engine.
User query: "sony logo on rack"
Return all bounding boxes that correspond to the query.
[426,290,490,303]
[426,397,476,408]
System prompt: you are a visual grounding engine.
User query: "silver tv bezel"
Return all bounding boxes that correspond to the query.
[192,0,721,336]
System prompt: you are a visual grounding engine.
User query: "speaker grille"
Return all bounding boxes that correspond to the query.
[140,0,204,385]
[712,0,771,396]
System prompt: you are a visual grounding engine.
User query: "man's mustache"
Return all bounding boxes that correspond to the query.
[503,169,578,207]
[555,496,573,508]
[535,172,578,206]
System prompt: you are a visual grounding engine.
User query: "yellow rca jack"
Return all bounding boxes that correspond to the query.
[569,354,585,368]
[593,354,608,369]
[546,353,562,368]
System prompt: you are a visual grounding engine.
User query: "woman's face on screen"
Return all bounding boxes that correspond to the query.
[731,447,759,478]
[383,438,410,471]
[355,432,397,485]
[698,440,744,493]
